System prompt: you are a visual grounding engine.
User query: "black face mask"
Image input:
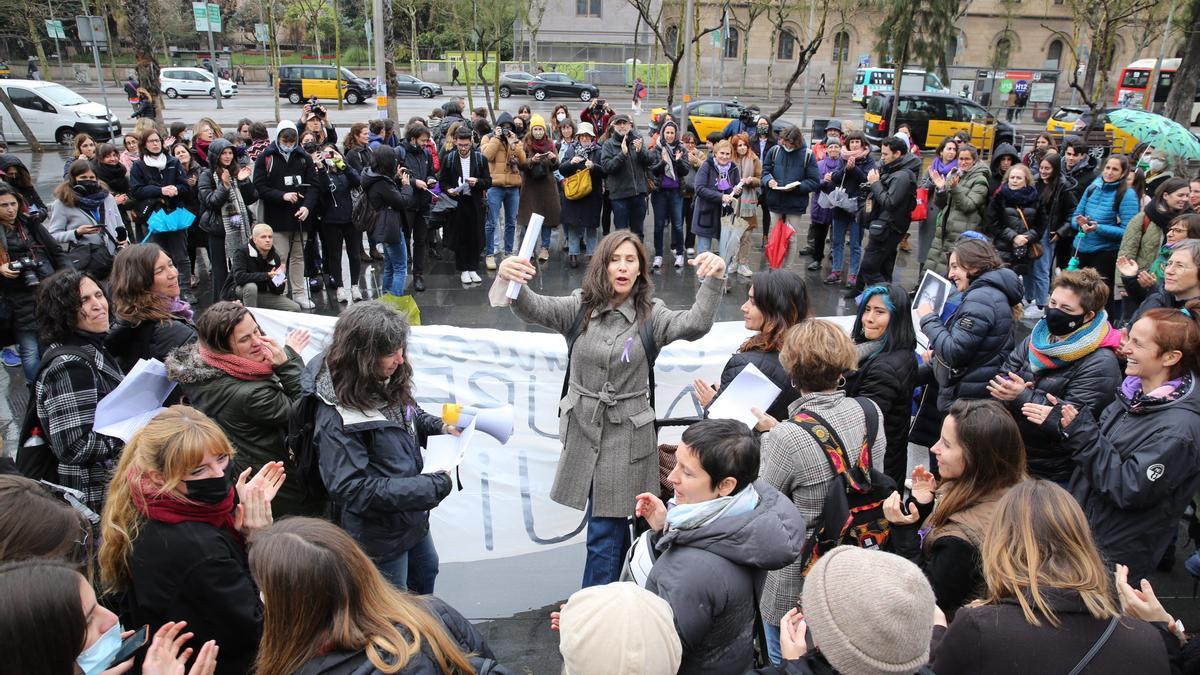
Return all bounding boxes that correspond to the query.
[757,127,769,136]
[1044,307,1088,336]
[183,462,234,505]
[72,180,101,195]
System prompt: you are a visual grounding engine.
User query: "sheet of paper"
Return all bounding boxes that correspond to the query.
[422,418,477,474]
[705,362,782,429]
[94,358,177,442]
[506,213,545,300]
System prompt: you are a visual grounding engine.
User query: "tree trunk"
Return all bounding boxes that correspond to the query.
[127,0,166,122]
[665,55,682,109]
[888,37,909,133]
[739,19,752,97]
[1166,0,1200,125]
[767,26,777,101]
[103,7,121,87]
[1082,28,1102,108]
[831,37,844,117]
[409,9,418,75]
[382,0,397,121]
[0,87,42,152]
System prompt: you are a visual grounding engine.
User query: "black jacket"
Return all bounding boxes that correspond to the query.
[361,170,416,246]
[1038,175,1079,236]
[437,148,492,215]
[344,145,373,175]
[998,336,1121,482]
[1064,375,1200,583]
[1129,285,1194,328]
[599,131,663,200]
[105,315,197,375]
[128,155,191,217]
[306,356,453,562]
[986,142,1021,193]
[225,243,285,300]
[844,348,919,487]
[919,268,1022,411]
[709,350,799,422]
[252,142,319,233]
[984,188,1043,273]
[890,499,985,614]
[197,138,258,236]
[401,141,436,209]
[1062,154,1096,207]
[929,589,1175,675]
[0,155,48,221]
[314,162,362,225]
[0,216,69,331]
[866,152,921,234]
[121,519,261,675]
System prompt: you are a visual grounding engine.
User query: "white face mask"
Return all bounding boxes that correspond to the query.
[556,113,566,122]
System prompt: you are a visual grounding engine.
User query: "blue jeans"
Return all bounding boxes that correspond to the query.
[486,186,520,254]
[15,329,39,382]
[375,533,439,593]
[762,619,782,664]
[610,195,648,237]
[567,220,598,256]
[581,501,631,588]
[381,234,408,297]
[651,189,684,256]
[1026,227,1054,306]
[830,210,862,275]
[695,235,715,255]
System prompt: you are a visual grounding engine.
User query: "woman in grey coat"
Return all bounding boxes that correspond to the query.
[497,230,726,588]
[46,160,125,269]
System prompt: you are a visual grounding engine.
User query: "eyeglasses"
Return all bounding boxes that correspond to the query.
[1169,227,1189,235]
[1165,260,1196,272]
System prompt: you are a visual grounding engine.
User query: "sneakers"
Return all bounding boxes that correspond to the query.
[845,273,857,288]
[0,347,18,368]
[469,271,482,283]
[461,271,472,284]
[824,271,841,285]
[806,260,821,271]
[351,286,363,301]
[736,264,753,278]
[295,297,316,310]
[652,256,663,270]
[1024,304,1045,320]
[686,247,696,256]
[674,254,684,269]
[485,255,497,271]
[335,287,349,303]
[537,247,550,263]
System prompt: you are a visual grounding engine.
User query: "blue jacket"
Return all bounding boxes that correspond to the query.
[1071,177,1140,253]
[761,143,820,216]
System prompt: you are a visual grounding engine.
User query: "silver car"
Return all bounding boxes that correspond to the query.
[394,74,443,98]
[498,71,536,98]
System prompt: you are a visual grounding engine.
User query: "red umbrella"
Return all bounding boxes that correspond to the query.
[765,219,795,269]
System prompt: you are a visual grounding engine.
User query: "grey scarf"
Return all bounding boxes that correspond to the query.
[856,338,884,365]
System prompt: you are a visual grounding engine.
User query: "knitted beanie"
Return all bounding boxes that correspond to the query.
[559,582,682,675]
[802,546,935,675]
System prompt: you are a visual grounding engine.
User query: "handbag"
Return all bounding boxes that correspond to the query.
[1012,209,1044,261]
[66,242,115,278]
[563,167,593,200]
[910,187,929,221]
[931,353,965,388]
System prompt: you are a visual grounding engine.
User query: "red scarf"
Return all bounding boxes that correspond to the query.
[127,468,243,545]
[199,344,275,381]
[194,137,211,165]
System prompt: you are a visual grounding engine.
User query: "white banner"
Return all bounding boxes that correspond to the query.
[251,307,852,563]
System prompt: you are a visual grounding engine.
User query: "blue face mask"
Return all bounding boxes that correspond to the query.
[278,142,295,156]
[77,622,124,675]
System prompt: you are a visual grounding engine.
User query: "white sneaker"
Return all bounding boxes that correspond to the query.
[469,271,482,283]
[674,254,684,268]
[1024,305,1045,320]
[737,264,754,278]
[652,256,663,269]
[295,297,315,310]
[335,287,349,303]
[686,247,696,256]
[485,255,497,271]
[461,271,472,284]
[351,286,363,301]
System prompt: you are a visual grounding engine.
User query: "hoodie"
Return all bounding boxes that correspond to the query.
[988,142,1021,193]
[0,155,47,220]
[646,481,806,675]
[251,120,319,233]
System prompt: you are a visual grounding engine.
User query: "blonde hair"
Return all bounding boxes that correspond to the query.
[982,479,1120,628]
[713,139,733,156]
[98,406,236,593]
[193,117,223,139]
[1004,163,1035,188]
[251,223,273,237]
[780,320,856,391]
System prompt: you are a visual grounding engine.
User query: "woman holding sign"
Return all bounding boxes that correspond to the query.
[497,230,726,587]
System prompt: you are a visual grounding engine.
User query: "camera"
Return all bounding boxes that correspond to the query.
[307,97,327,119]
[303,141,320,154]
[9,257,40,287]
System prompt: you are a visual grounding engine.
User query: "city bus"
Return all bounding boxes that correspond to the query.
[1113,58,1200,124]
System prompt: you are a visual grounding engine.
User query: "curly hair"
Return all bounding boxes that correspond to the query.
[36,269,102,345]
[326,301,415,411]
[110,243,175,324]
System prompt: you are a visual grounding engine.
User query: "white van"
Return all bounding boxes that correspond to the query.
[160,67,237,99]
[0,80,120,145]
[852,68,947,106]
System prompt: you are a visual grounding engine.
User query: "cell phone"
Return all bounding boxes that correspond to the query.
[108,625,149,667]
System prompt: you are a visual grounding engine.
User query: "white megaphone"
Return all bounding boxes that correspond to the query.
[441,403,514,445]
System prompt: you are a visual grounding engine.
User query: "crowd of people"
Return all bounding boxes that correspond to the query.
[1,94,1200,674]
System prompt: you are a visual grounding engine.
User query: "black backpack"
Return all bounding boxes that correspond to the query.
[351,187,380,234]
[285,354,329,502]
[16,345,93,482]
[791,397,895,576]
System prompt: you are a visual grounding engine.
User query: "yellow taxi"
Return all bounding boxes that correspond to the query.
[650,99,790,140]
[1045,106,1139,154]
[864,92,1015,152]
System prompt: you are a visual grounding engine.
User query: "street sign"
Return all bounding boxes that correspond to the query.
[75,16,107,47]
[192,2,221,32]
[44,19,66,40]
[254,23,269,43]
[858,54,870,67]
[1013,79,1030,95]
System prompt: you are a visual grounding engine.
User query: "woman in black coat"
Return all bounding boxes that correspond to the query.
[844,282,919,488]
[198,138,258,304]
[362,145,415,299]
[984,162,1043,276]
[130,128,195,300]
[105,243,197,376]
[171,143,204,304]
[559,122,606,267]
[439,127,492,283]
[312,145,362,302]
[694,269,807,422]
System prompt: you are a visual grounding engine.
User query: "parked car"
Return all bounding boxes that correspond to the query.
[0,80,120,145]
[277,65,374,104]
[160,67,237,99]
[863,91,1014,152]
[394,74,442,98]
[528,73,599,102]
[650,99,791,141]
[1045,105,1139,154]
[498,71,537,98]
[0,63,11,79]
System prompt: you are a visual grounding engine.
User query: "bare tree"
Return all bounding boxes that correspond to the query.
[1062,0,1157,107]
[730,0,771,98]
[127,0,166,122]
[396,0,430,75]
[1166,0,1200,125]
[766,0,801,102]
[766,0,829,121]
[875,0,962,131]
[287,0,328,57]
[622,0,724,109]
[520,0,550,73]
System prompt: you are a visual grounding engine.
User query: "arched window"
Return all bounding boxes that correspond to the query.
[724,26,739,59]
[946,35,958,65]
[665,26,681,58]
[993,36,1013,69]
[1045,39,1063,69]
[777,29,796,61]
[832,30,850,62]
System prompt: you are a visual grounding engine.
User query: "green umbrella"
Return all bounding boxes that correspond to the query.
[1104,108,1200,160]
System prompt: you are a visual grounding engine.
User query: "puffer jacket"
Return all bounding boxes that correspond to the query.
[197,138,258,238]
[1064,374,1200,583]
[400,140,436,209]
[983,186,1043,273]
[828,151,875,204]
[1071,177,1141,254]
[1128,284,1195,327]
[165,342,325,518]
[646,481,806,675]
[128,153,191,218]
[599,130,663,200]
[844,348,919,488]
[224,242,286,300]
[997,332,1122,482]
[761,143,820,215]
[925,162,990,276]
[305,355,453,563]
[919,268,1022,412]
[481,114,525,188]
[1037,175,1079,237]
[866,152,922,234]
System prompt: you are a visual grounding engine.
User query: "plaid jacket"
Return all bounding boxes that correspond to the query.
[35,337,125,514]
[757,390,885,624]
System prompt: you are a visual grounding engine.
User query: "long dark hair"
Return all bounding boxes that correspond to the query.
[326,301,414,411]
[851,283,916,354]
[741,269,809,353]
[370,145,398,177]
[110,243,175,324]
[928,400,1027,532]
[580,231,654,326]
[1037,152,1063,209]
[0,560,88,675]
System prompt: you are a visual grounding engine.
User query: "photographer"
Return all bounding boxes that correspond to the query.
[0,156,48,226]
[253,121,319,310]
[580,98,614,138]
[311,142,362,302]
[300,100,338,146]
[46,160,126,281]
[199,137,258,304]
[482,114,526,265]
[401,123,437,292]
[0,184,69,380]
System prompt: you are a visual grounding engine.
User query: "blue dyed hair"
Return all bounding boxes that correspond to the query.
[850,282,917,355]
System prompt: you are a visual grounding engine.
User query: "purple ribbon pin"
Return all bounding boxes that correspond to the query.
[621,336,634,363]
